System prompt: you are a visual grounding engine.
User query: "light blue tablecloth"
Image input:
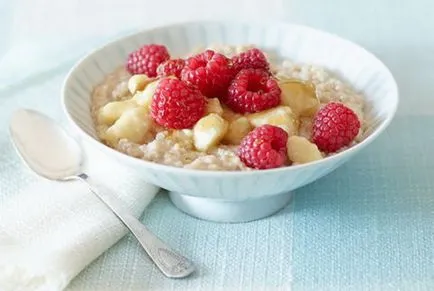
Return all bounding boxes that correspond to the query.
[1,64,433,290]
[1,13,433,287]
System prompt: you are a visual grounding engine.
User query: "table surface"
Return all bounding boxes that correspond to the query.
[1,1,434,290]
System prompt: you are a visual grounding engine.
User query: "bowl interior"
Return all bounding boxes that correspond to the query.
[63,21,398,165]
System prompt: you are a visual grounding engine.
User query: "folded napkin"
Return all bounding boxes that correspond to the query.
[0,143,160,291]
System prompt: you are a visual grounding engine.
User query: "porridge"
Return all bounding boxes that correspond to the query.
[91,44,368,171]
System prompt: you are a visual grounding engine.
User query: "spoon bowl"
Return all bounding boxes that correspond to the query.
[10,109,82,180]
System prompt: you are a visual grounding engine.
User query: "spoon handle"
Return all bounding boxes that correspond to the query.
[76,173,195,278]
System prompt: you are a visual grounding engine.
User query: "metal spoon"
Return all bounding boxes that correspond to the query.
[9,108,195,279]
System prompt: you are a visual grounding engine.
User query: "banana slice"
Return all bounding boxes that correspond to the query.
[98,99,138,125]
[128,74,154,94]
[247,105,298,136]
[223,117,252,145]
[132,79,160,108]
[287,136,323,164]
[279,79,319,117]
[104,107,152,145]
[206,98,224,115]
[193,113,228,152]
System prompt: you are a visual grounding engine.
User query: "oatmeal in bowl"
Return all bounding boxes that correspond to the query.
[63,21,398,222]
[92,44,368,171]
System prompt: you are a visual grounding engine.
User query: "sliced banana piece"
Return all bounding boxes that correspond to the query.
[193,113,228,152]
[98,99,138,126]
[104,107,152,145]
[206,98,224,115]
[287,136,323,164]
[133,79,160,108]
[279,79,319,117]
[247,105,298,136]
[223,117,252,145]
[128,74,154,94]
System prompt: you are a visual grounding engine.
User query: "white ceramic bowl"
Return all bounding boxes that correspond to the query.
[62,21,398,223]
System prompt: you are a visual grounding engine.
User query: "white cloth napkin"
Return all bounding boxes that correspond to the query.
[0,143,160,291]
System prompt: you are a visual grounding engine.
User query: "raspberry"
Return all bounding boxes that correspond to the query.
[238,125,288,169]
[225,68,281,113]
[231,48,270,74]
[151,78,206,129]
[312,102,361,153]
[157,59,185,79]
[181,50,233,98]
[126,44,170,77]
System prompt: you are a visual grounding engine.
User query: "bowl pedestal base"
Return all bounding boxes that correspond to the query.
[168,191,293,223]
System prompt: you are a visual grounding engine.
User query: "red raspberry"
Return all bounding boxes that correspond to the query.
[238,125,288,169]
[225,68,281,113]
[157,59,185,79]
[231,48,270,74]
[126,44,170,77]
[151,78,206,129]
[181,50,233,98]
[312,102,361,153]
